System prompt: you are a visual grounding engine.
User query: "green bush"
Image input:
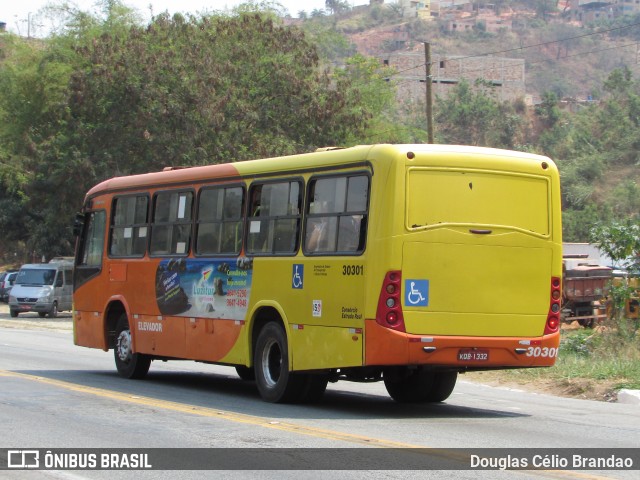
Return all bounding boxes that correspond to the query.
[559,329,598,357]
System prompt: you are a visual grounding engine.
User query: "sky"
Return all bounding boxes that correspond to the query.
[2,0,368,36]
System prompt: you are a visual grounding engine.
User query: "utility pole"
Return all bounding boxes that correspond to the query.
[424,42,434,144]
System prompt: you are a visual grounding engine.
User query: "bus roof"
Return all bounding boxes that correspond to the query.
[85,144,552,200]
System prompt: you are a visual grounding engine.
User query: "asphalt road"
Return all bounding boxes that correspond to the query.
[0,306,638,480]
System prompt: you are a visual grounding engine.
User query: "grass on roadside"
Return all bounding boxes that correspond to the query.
[536,327,638,387]
[466,324,640,401]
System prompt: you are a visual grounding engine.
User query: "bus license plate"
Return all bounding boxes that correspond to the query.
[458,349,489,362]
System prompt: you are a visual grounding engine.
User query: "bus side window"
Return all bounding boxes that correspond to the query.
[247,185,267,252]
[150,225,172,255]
[150,191,193,256]
[247,181,301,255]
[110,195,149,257]
[305,174,369,255]
[196,186,244,255]
[337,215,365,252]
[338,175,369,252]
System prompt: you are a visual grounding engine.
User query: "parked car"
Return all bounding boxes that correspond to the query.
[8,260,73,317]
[0,270,18,302]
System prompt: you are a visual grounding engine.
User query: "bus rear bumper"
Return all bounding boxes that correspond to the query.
[364,319,560,369]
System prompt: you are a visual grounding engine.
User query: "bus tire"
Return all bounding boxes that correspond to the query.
[254,322,307,403]
[49,302,58,318]
[426,371,458,403]
[114,314,151,380]
[38,312,47,318]
[235,365,255,381]
[10,309,18,318]
[383,368,435,403]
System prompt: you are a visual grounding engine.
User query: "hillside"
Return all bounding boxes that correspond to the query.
[1,2,639,261]
[295,3,640,242]
[299,1,640,102]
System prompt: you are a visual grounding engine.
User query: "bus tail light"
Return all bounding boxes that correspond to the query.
[545,276,562,335]
[376,271,406,332]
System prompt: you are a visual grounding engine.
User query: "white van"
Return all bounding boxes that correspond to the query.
[8,259,74,318]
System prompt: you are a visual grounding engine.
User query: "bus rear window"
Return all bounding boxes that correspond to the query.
[407,168,550,236]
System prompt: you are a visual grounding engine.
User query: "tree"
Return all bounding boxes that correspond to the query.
[535,0,556,22]
[535,91,561,128]
[0,31,86,259]
[434,80,502,146]
[0,10,394,258]
[0,1,149,259]
[300,19,357,61]
[590,220,640,334]
[65,13,378,166]
[325,0,350,16]
[603,66,635,105]
[332,54,398,143]
[591,220,640,271]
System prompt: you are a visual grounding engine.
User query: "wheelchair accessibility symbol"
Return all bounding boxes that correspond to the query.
[405,279,429,306]
[292,264,304,289]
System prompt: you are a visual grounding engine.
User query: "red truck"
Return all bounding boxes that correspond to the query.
[562,255,612,328]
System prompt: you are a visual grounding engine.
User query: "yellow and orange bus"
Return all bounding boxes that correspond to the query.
[73,144,562,403]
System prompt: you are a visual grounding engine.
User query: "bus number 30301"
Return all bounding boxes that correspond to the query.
[526,347,558,358]
[342,265,364,276]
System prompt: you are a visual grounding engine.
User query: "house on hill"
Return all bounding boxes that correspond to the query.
[398,1,433,19]
[567,0,640,23]
[382,52,525,103]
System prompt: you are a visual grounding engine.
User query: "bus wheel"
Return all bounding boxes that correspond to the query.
[426,371,458,403]
[48,302,58,318]
[383,368,435,403]
[114,314,151,379]
[10,310,18,318]
[235,365,255,381]
[38,312,47,318]
[254,322,307,403]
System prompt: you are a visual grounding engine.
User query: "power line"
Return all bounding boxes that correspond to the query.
[361,44,640,139]
[431,41,639,80]
[383,19,640,79]
[368,41,640,124]
[337,38,639,98]
[529,40,640,68]
[331,20,640,142]
[452,19,640,62]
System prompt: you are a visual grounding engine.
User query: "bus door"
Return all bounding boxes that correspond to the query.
[290,173,370,371]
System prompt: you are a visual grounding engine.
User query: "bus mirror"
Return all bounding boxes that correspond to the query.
[73,213,85,237]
